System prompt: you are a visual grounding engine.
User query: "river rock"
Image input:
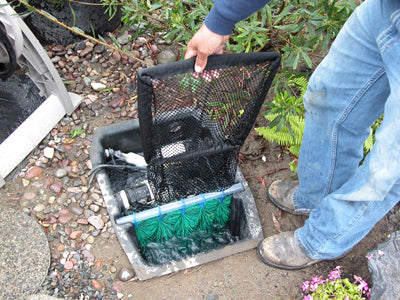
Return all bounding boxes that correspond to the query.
[156,50,177,64]
[25,166,43,178]
[87,215,104,230]
[118,267,135,282]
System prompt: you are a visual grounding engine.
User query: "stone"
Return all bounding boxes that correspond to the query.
[69,204,84,215]
[145,58,155,67]
[23,192,35,200]
[112,50,121,62]
[112,281,124,293]
[117,34,131,45]
[25,166,43,178]
[49,181,63,194]
[89,204,100,213]
[70,230,83,239]
[91,82,107,91]
[52,45,64,52]
[110,96,124,108]
[55,168,68,178]
[82,249,95,262]
[64,260,74,270]
[33,203,45,213]
[156,50,177,65]
[77,218,89,225]
[58,214,73,224]
[91,279,103,289]
[79,45,94,57]
[88,215,104,230]
[118,267,135,282]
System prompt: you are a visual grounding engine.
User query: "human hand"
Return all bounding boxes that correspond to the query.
[185,24,229,72]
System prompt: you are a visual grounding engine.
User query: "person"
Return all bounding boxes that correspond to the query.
[185,0,400,270]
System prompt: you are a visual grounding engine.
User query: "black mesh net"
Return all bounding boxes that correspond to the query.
[138,52,280,203]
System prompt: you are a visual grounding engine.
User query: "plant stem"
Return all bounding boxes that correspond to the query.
[15,0,145,64]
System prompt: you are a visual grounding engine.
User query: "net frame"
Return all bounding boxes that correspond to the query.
[137,52,281,203]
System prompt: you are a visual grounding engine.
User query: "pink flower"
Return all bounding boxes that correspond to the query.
[354,275,369,292]
[303,295,314,300]
[365,255,372,260]
[329,266,342,281]
[309,275,326,291]
[311,276,320,284]
[302,280,310,292]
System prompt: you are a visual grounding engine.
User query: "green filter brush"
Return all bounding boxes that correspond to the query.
[115,183,243,246]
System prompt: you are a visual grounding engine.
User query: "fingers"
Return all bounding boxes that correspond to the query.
[185,24,230,72]
[194,53,208,72]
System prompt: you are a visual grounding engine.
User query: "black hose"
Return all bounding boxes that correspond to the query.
[0,24,16,81]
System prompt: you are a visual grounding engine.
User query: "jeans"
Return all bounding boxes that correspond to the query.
[292,0,400,259]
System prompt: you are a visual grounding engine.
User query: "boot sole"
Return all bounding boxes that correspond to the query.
[256,241,350,270]
[266,188,309,216]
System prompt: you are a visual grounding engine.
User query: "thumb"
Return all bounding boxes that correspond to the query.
[194,53,208,72]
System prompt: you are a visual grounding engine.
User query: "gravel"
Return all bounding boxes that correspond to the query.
[0,26,177,299]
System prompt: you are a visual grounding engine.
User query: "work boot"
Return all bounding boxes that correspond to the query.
[267,180,308,215]
[257,231,324,270]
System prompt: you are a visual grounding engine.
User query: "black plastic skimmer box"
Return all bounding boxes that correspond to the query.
[89,52,280,280]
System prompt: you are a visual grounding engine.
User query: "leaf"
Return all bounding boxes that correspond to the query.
[108,33,120,48]
[72,26,85,35]
[41,10,58,21]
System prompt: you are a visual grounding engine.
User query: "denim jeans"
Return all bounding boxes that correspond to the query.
[292,0,400,259]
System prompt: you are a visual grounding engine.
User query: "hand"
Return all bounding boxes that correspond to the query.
[185,24,230,72]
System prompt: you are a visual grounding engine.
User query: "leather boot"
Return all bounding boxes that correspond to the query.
[267,180,308,216]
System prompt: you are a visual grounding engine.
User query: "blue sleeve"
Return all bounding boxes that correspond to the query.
[204,0,271,35]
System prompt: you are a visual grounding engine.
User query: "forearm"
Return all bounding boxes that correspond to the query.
[204,0,271,35]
